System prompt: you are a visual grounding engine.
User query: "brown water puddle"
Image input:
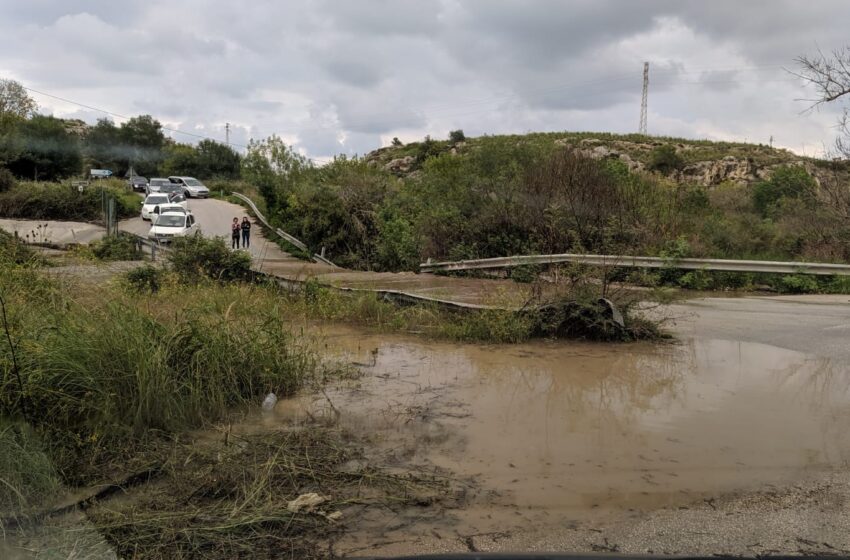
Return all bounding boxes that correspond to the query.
[268,321,850,552]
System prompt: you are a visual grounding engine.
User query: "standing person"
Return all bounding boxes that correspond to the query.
[241,216,251,249]
[231,217,240,249]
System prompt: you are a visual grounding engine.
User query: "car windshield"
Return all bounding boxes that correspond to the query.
[150,179,169,186]
[145,195,169,204]
[154,215,186,227]
[183,179,204,187]
[132,177,146,184]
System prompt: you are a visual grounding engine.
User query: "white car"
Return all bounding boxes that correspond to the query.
[168,176,210,198]
[149,202,188,221]
[148,211,198,242]
[140,193,171,220]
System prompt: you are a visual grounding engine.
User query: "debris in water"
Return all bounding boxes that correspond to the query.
[287,492,328,513]
[261,392,277,412]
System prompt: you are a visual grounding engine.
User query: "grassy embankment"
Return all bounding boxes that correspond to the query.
[0,233,449,558]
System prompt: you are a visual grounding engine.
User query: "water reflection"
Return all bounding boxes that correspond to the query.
[287,326,850,521]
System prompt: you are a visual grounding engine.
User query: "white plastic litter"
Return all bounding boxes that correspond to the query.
[261,392,277,412]
[286,492,327,513]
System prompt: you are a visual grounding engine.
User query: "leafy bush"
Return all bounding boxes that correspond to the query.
[124,264,165,293]
[90,233,143,261]
[0,167,16,193]
[776,273,819,294]
[752,165,817,216]
[449,129,466,143]
[0,181,140,221]
[648,145,684,174]
[168,233,252,282]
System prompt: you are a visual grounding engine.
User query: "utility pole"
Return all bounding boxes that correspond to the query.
[639,62,649,135]
[225,122,230,146]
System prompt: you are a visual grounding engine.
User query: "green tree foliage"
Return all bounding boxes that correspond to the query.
[449,129,466,143]
[0,79,37,165]
[6,115,82,180]
[118,115,165,176]
[648,144,684,174]
[161,143,202,177]
[752,165,817,215]
[242,135,310,206]
[195,139,240,179]
[83,118,124,172]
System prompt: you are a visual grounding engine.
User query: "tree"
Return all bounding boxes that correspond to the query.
[795,47,850,157]
[0,80,37,165]
[119,115,165,176]
[161,143,201,177]
[448,129,466,144]
[391,137,403,147]
[6,115,82,180]
[647,144,684,174]
[196,139,240,179]
[0,79,37,120]
[83,118,124,172]
[242,135,310,207]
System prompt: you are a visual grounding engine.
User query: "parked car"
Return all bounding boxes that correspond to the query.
[168,176,210,198]
[140,193,171,220]
[147,178,172,194]
[127,176,148,192]
[149,202,188,221]
[148,211,198,242]
[167,192,189,209]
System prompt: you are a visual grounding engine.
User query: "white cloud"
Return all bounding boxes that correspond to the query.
[0,0,847,159]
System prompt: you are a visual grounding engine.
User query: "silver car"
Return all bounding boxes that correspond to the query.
[168,176,210,198]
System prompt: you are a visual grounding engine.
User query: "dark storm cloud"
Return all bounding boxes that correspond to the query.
[1,1,847,158]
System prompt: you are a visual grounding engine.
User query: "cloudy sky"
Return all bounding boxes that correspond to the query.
[0,0,846,160]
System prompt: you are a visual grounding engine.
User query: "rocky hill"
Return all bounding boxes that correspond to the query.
[365,132,847,187]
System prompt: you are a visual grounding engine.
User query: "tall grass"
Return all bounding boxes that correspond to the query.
[1,264,319,480]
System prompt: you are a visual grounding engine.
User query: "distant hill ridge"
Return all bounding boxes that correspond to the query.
[365,132,847,187]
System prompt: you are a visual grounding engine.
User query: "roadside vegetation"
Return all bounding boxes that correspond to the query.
[0,177,140,221]
[238,132,850,294]
[0,233,450,558]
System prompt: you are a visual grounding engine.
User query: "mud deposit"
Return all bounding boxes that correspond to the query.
[273,295,850,556]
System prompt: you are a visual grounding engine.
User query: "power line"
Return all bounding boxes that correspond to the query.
[19,84,248,149]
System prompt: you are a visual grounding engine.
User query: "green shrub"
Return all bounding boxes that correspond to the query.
[168,233,252,282]
[124,264,165,293]
[776,273,819,294]
[0,168,17,193]
[90,233,143,261]
[752,165,817,216]
[648,145,684,174]
[0,181,140,221]
[449,129,466,143]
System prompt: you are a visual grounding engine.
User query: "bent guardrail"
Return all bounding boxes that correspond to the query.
[231,192,337,267]
[420,253,850,276]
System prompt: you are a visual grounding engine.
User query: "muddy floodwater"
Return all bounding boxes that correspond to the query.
[274,295,850,555]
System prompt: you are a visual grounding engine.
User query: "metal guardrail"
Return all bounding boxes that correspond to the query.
[231,192,337,267]
[420,253,850,276]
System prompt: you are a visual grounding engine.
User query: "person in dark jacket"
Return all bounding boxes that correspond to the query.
[231,217,240,249]
[241,217,251,249]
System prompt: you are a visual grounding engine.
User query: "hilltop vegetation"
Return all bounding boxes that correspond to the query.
[243,131,850,278]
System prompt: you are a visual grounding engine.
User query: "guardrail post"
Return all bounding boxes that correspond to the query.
[151,244,157,262]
